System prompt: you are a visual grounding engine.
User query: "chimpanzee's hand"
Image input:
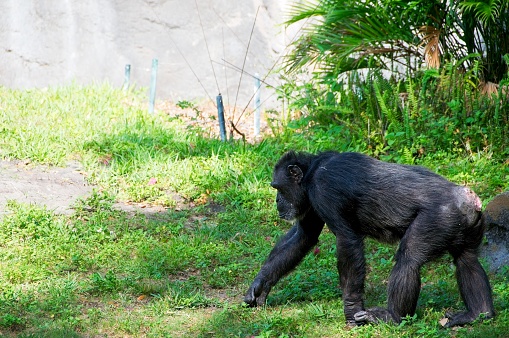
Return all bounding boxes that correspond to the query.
[244,278,271,307]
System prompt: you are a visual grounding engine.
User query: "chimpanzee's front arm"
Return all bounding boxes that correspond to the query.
[244,210,325,306]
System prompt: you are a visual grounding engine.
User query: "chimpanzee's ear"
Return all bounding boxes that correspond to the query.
[287,165,303,184]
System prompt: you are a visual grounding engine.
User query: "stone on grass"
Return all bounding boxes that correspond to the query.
[481,191,509,272]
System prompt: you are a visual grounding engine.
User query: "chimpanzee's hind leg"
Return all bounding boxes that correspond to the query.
[445,248,495,327]
[355,214,441,325]
[445,192,494,327]
[354,244,424,324]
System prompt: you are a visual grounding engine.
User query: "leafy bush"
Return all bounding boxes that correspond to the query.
[278,61,509,161]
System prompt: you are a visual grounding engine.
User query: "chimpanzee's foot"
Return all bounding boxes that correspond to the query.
[443,310,494,328]
[354,307,397,325]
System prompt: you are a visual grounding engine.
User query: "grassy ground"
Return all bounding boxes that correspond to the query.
[0,84,508,337]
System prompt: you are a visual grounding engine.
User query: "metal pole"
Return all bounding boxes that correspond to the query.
[149,59,158,113]
[254,73,261,136]
[216,94,226,141]
[123,64,131,91]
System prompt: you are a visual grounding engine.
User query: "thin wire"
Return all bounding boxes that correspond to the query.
[232,6,260,120]
[234,5,317,126]
[214,59,275,88]
[211,6,266,68]
[195,0,221,95]
[213,58,281,120]
[148,5,215,105]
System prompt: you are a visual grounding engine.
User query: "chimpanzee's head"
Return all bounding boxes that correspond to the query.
[270,151,313,222]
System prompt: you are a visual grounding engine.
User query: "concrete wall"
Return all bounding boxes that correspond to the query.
[0,0,295,107]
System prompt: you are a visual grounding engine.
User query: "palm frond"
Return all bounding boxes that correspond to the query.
[460,0,507,27]
[418,26,441,69]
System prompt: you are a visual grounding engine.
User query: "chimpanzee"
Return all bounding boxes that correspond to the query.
[244,151,495,327]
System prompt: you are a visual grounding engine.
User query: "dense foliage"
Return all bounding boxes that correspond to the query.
[280,0,509,161]
[285,0,509,81]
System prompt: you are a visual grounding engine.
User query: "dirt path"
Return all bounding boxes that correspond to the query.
[0,160,171,218]
[0,160,93,217]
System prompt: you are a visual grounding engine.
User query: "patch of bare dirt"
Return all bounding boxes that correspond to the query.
[0,160,168,217]
[0,160,92,217]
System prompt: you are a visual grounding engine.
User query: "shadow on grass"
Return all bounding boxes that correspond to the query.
[81,126,246,170]
[18,329,83,338]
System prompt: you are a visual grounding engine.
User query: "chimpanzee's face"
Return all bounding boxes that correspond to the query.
[271,164,309,222]
[273,190,297,221]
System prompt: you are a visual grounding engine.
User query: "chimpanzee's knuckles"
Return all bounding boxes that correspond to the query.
[243,290,257,306]
[255,292,268,306]
[244,279,267,306]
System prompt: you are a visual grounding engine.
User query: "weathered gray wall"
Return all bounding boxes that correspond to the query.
[0,0,294,107]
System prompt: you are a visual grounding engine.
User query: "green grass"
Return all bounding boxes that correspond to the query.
[0,84,508,337]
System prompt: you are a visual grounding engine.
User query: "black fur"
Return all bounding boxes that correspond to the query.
[244,151,495,327]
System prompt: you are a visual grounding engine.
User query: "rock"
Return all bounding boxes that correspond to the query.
[0,0,296,108]
[481,191,509,272]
